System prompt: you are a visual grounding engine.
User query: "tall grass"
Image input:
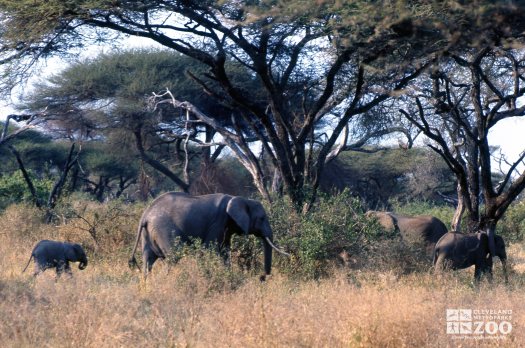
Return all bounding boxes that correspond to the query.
[1,200,524,347]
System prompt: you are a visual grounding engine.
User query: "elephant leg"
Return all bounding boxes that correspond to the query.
[64,262,73,277]
[474,264,483,283]
[480,257,493,283]
[33,264,44,277]
[56,261,68,278]
[219,242,231,268]
[143,250,158,276]
[486,268,494,283]
[221,246,231,268]
[434,253,446,274]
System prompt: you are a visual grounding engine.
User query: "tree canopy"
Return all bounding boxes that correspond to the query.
[1,1,525,218]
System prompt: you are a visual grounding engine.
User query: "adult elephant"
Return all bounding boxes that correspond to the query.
[433,232,508,283]
[365,211,448,256]
[128,192,288,280]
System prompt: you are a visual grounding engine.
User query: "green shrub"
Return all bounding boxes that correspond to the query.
[268,190,388,279]
[498,201,525,242]
[0,171,54,210]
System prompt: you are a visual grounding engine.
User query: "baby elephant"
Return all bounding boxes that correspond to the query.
[23,240,88,276]
[433,232,507,283]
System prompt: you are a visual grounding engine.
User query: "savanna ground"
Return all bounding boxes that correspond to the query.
[0,200,524,347]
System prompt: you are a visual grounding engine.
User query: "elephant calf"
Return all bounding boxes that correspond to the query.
[23,240,88,276]
[433,232,507,283]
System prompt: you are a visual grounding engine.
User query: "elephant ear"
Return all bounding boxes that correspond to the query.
[226,197,250,235]
[63,243,77,261]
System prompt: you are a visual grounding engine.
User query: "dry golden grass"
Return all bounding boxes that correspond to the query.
[1,204,524,347]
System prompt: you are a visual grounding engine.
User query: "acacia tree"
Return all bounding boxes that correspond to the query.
[2,1,525,206]
[0,1,439,206]
[20,50,243,193]
[400,47,525,256]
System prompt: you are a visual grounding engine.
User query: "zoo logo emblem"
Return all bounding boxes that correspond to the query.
[446,309,472,334]
[446,308,512,338]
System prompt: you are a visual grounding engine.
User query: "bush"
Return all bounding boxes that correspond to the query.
[171,241,247,294]
[268,190,389,279]
[0,171,54,210]
[51,197,146,257]
[498,201,525,243]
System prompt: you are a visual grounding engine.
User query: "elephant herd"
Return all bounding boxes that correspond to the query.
[24,193,288,281]
[22,192,508,284]
[366,211,508,283]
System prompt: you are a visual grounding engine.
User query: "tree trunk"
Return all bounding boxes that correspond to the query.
[133,128,190,193]
[451,182,465,232]
[271,167,283,195]
[8,145,42,208]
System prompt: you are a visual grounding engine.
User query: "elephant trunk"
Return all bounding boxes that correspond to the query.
[261,237,273,281]
[78,257,88,270]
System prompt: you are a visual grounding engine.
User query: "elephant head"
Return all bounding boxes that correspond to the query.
[66,243,88,270]
[475,233,507,276]
[226,197,288,280]
[365,211,397,231]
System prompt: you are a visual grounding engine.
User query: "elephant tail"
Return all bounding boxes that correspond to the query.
[22,254,34,273]
[129,221,145,270]
[432,248,438,266]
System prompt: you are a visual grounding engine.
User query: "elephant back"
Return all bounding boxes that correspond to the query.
[395,215,447,244]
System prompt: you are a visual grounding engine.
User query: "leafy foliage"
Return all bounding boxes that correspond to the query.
[498,202,525,243]
[268,190,390,279]
[321,147,454,208]
[0,170,53,209]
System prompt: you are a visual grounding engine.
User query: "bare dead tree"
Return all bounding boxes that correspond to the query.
[150,90,271,202]
[0,113,40,146]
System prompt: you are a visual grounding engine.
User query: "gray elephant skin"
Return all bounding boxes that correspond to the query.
[129,192,287,280]
[433,232,508,282]
[23,240,88,276]
[366,211,448,255]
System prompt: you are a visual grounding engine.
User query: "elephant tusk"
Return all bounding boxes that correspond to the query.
[265,237,291,257]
